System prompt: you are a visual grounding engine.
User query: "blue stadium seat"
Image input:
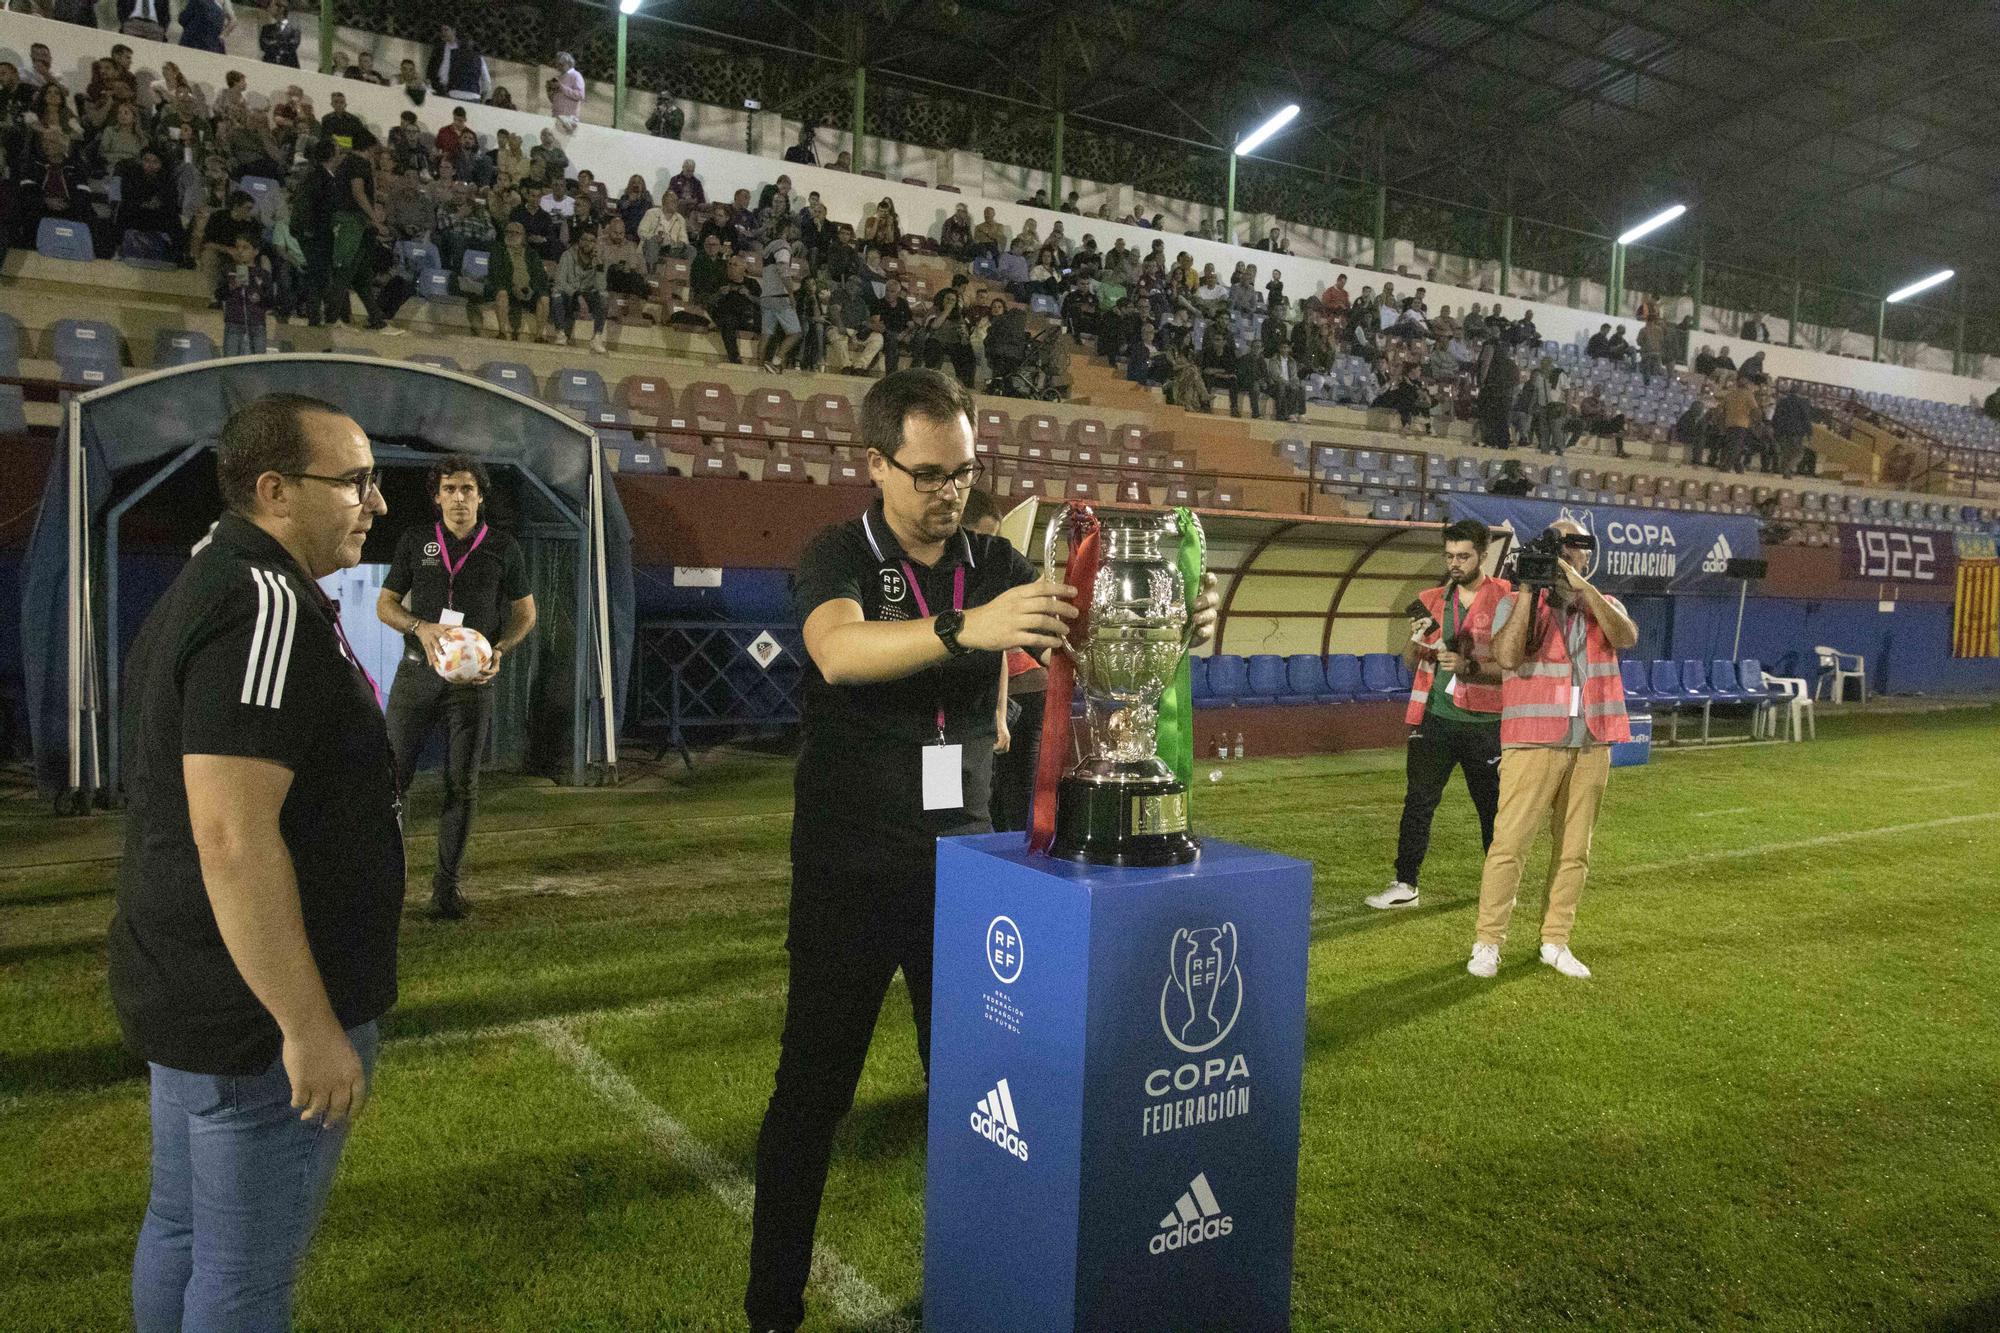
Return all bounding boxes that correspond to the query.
[0,383,24,433]
[1359,652,1404,696]
[1707,659,1746,702]
[1028,294,1060,317]
[238,175,281,221]
[1649,659,1686,708]
[552,368,608,408]
[53,319,120,368]
[1324,654,1363,700]
[1679,659,1714,701]
[1190,655,1222,707]
[36,218,95,262]
[1246,654,1289,701]
[461,249,490,283]
[396,239,442,277]
[0,311,20,371]
[1284,654,1335,702]
[405,353,460,371]
[586,405,637,447]
[1395,656,1414,691]
[154,329,215,367]
[1206,655,1258,704]
[61,359,122,388]
[118,229,178,269]
[622,448,667,474]
[1619,659,1654,705]
[477,361,537,393]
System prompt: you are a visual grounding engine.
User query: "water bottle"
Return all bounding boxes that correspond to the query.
[1213,733,1230,761]
[1232,732,1246,760]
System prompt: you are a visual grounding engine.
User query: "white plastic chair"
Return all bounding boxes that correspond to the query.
[1813,646,1867,704]
[1759,676,1815,741]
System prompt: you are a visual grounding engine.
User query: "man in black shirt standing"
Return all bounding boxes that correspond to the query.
[375,453,536,919]
[745,370,1078,1332]
[113,394,403,1331]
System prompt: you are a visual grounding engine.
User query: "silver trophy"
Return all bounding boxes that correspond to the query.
[1041,507,1203,865]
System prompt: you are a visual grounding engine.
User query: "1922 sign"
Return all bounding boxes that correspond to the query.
[1838,524,1953,584]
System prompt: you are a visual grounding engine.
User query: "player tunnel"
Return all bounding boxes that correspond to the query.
[19,355,634,810]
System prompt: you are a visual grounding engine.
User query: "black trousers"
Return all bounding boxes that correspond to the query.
[384,659,493,895]
[747,849,942,1330]
[1394,715,1501,887]
[990,690,1044,833]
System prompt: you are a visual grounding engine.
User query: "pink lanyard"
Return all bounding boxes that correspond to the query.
[316,592,384,711]
[435,521,488,610]
[901,560,965,737]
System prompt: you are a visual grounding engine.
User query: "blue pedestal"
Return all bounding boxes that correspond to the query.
[925,835,1313,1332]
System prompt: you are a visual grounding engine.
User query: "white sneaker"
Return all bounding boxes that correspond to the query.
[1364,880,1419,910]
[590,333,607,354]
[1539,942,1592,978]
[1467,943,1499,978]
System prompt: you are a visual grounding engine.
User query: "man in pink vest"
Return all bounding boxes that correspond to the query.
[1470,519,1638,979]
[1366,520,1511,910]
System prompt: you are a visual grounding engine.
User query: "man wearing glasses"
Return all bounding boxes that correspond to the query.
[375,454,537,919]
[111,395,403,1330]
[745,368,1081,1333]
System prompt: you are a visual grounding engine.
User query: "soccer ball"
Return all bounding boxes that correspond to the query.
[433,626,494,683]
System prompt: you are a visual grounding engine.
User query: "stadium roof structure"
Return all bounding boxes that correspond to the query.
[628,0,2000,304]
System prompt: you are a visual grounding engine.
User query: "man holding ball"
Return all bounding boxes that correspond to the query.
[376,454,537,919]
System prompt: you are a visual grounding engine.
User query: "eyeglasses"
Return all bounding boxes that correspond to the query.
[286,468,382,506]
[877,454,982,495]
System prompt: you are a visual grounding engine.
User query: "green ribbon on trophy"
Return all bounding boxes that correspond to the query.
[1154,506,1207,791]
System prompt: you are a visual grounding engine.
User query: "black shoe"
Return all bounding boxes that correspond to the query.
[427,889,470,920]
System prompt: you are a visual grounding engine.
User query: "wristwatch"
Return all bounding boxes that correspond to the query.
[934,609,969,656]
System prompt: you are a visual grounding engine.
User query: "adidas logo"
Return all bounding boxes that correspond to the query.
[1148,1172,1234,1255]
[1702,533,1734,574]
[968,1079,1030,1162]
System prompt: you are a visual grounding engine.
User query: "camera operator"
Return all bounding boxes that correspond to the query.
[1366,520,1511,911]
[1468,519,1637,980]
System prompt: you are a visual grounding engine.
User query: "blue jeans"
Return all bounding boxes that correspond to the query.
[223,322,267,357]
[552,288,607,336]
[133,1022,379,1332]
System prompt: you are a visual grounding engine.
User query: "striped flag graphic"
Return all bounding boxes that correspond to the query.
[1953,560,2000,658]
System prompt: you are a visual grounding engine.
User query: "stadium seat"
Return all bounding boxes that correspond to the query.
[828,456,869,486]
[803,393,857,439]
[683,382,739,431]
[1284,654,1337,703]
[477,361,537,394]
[36,218,95,262]
[1202,654,1248,705]
[1324,654,1364,700]
[1679,659,1715,703]
[763,454,810,483]
[396,239,443,277]
[238,175,281,220]
[747,387,799,435]
[1707,660,1747,704]
[61,359,122,388]
[975,407,1011,446]
[460,249,491,284]
[1246,654,1289,701]
[622,448,668,474]
[1814,645,1867,703]
[1358,653,1404,697]
[0,383,24,433]
[585,406,637,447]
[52,319,120,369]
[618,374,675,418]
[118,229,178,269]
[405,353,460,372]
[1743,658,1813,741]
[0,311,20,370]
[153,329,215,367]
[417,269,457,301]
[552,368,608,409]
[1187,655,1211,704]
[1619,659,1654,706]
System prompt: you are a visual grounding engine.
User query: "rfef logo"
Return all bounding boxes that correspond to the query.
[1149,1172,1234,1255]
[423,541,441,558]
[1161,923,1241,1054]
[969,1079,1029,1161]
[986,915,1023,984]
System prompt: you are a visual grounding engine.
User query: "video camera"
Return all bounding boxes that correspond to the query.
[1507,527,1595,589]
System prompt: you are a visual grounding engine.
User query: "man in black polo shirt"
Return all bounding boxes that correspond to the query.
[376,453,536,919]
[112,394,403,1331]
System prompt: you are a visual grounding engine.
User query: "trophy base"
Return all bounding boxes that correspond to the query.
[1049,775,1200,867]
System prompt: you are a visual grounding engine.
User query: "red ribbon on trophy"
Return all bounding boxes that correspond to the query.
[1028,503,1101,854]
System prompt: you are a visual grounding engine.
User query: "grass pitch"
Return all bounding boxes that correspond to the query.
[3,706,1998,1332]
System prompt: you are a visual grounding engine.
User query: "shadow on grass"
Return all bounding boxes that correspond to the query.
[1930,1290,2000,1332]
[1308,958,1536,1057]
[0,1038,145,1098]
[1311,895,1471,943]
[837,1090,929,1165]
[0,934,108,967]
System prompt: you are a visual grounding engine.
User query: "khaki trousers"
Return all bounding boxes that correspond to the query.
[1474,745,1611,949]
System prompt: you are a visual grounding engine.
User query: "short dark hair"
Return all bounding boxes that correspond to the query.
[228,189,254,211]
[960,488,1001,528]
[1442,518,1490,553]
[427,452,490,499]
[216,394,344,513]
[860,368,973,460]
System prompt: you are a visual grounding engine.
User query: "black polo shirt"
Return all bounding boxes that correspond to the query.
[382,521,529,662]
[109,514,406,1075]
[791,498,1036,865]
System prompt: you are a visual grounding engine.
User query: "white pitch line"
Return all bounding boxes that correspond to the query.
[399,984,787,1051]
[1610,810,2000,878]
[1690,806,1752,819]
[535,1021,915,1333]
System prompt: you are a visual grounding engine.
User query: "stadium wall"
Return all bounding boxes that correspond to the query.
[5,11,1997,408]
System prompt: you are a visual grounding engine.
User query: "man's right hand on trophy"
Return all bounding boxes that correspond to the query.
[959,581,1078,653]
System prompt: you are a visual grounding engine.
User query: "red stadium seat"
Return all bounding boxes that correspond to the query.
[618,374,674,419]
[682,382,739,432]
[763,454,811,483]
[747,387,799,436]
[1064,419,1109,453]
[804,393,858,439]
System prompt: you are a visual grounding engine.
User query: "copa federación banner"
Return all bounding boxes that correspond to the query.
[1447,495,1763,593]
